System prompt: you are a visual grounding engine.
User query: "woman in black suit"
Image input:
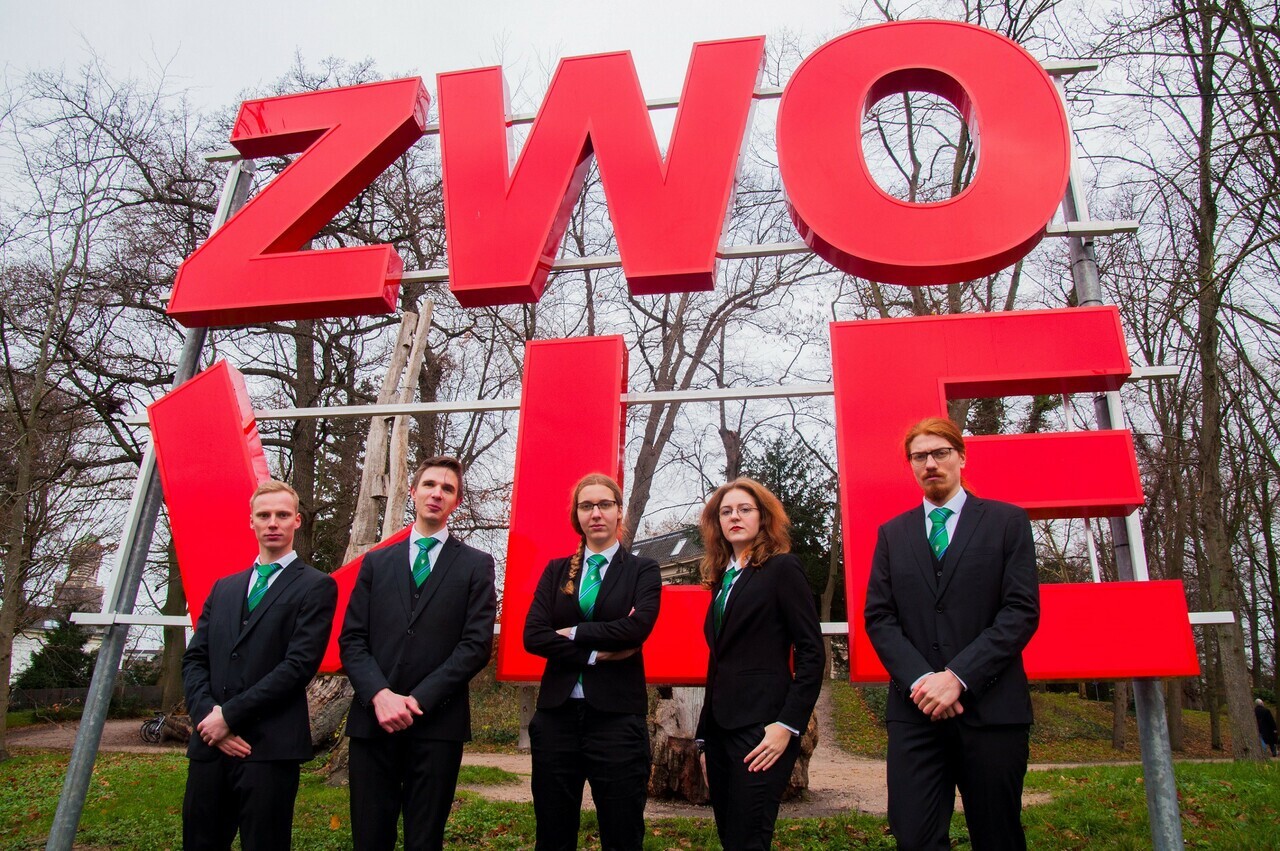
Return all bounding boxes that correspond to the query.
[696,477,824,850]
[523,473,662,851]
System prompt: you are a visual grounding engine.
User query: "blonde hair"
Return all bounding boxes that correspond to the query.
[249,480,300,512]
[698,477,790,589]
[562,473,625,596]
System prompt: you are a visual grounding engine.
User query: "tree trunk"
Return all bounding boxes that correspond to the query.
[159,542,188,711]
[1111,680,1128,750]
[1165,679,1185,752]
[648,687,708,803]
[307,674,354,751]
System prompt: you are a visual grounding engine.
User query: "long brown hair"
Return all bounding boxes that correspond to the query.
[698,477,790,589]
[562,473,626,596]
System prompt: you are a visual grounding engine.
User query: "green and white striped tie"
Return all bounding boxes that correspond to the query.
[928,507,954,560]
[247,562,282,612]
[578,554,606,618]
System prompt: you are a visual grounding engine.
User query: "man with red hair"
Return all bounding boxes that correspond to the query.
[865,417,1040,851]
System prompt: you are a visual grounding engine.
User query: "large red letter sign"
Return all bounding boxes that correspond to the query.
[168,78,430,326]
[150,359,406,670]
[437,37,764,306]
[496,337,709,683]
[832,307,1199,681]
[777,21,1070,284]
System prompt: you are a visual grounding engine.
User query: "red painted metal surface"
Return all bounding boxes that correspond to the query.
[497,337,629,680]
[494,336,712,683]
[149,359,408,672]
[168,78,430,326]
[149,361,270,624]
[437,37,764,307]
[1028,582,1199,679]
[777,21,1071,285]
[831,307,1197,680]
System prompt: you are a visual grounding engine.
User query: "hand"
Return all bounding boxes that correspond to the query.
[595,647,639,662]
[372,688,423,733]
[910,671,964,721]
[197,705,232,745]
[216,734,252,758]
[744,722,793,773]
[699,751,709,788]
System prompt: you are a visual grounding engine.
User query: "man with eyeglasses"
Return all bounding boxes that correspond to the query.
[864,417,1039,851]
[340,456,498,851]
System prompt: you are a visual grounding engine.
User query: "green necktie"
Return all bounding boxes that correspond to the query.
[928,507,954,560]
[247,562,282,612]
[579,553,606,619]
[713,565,740,634]
[413,537,439,588]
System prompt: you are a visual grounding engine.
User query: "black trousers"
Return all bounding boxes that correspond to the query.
[886,719,1030,851]
[703,717,801,851]
[529,701,651,850]
[182,756,300,851]
[348,734,465,851]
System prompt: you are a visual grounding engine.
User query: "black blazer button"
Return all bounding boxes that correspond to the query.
[406,628,415,636]
[241,619,248,626]
[931,642,939,651]
[231,652,239,660]
[935,605,944,613]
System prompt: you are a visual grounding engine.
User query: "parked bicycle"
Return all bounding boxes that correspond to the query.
[139,712,166,744]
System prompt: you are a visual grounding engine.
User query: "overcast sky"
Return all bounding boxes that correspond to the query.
[2,0,851,110]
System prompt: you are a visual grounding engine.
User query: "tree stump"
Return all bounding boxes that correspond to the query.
[647,686,820,803]
[648,687,708,803]
[307,674,354,751]
[162,713,192,744]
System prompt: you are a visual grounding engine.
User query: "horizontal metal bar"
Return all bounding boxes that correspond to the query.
[72,610,1231,632]
[202,59,1094,163]
[1129,365,1180,381]
[71,612,191,627]
[1188,611,1235,625]
[623,383,833,405]
[125,366,1182,427]
[1045,220,1139,237]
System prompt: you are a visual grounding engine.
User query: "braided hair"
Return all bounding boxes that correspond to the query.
[561,472,626,596]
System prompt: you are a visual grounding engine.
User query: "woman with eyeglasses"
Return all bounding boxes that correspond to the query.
[523,473,662,851]
[695,477,824,850]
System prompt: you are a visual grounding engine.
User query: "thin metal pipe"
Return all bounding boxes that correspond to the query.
[46,159,256,851]
[1054,75,1185,851]
[123,371,1176,428]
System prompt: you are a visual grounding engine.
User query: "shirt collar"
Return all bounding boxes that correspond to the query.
[256,550,298,570]
[924,488,967,516]
[410,526,451,547]
[585,540,621,566]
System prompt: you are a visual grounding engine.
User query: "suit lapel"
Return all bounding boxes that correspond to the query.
[937,494,984,599]
[591,549,629,618]
[385,540,413,622]
[234,563,303,648]
[410,535,460,624]
[715,563,756,648]
[905,506,936,590]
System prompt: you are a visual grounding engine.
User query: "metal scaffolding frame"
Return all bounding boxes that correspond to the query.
[48,59,1202,850]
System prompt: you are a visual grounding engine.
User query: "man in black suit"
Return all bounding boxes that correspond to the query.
[339,456,498,851]
[865,417,1039,851]
[183,480,338,851]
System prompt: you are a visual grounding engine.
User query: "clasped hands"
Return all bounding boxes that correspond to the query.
[197,705,252,758]
[372,688,423,733]
[910,670,965,721]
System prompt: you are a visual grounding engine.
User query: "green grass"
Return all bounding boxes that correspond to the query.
[2,750,1276,850]
[2,712,39,731]
[456,764,519,785]
[827,681,1233,763]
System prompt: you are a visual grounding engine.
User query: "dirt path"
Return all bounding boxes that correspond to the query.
[12,705,1054,818]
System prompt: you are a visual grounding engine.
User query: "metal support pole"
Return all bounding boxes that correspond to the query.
[1056,78,1185,850]
[46,159,255,851]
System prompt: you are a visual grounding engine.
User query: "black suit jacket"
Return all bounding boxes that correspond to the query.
[864,493,1040,726]
[339,534,497,740]
[697,553,824,737]
[523,549,661,715]
[183,559,338,762]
